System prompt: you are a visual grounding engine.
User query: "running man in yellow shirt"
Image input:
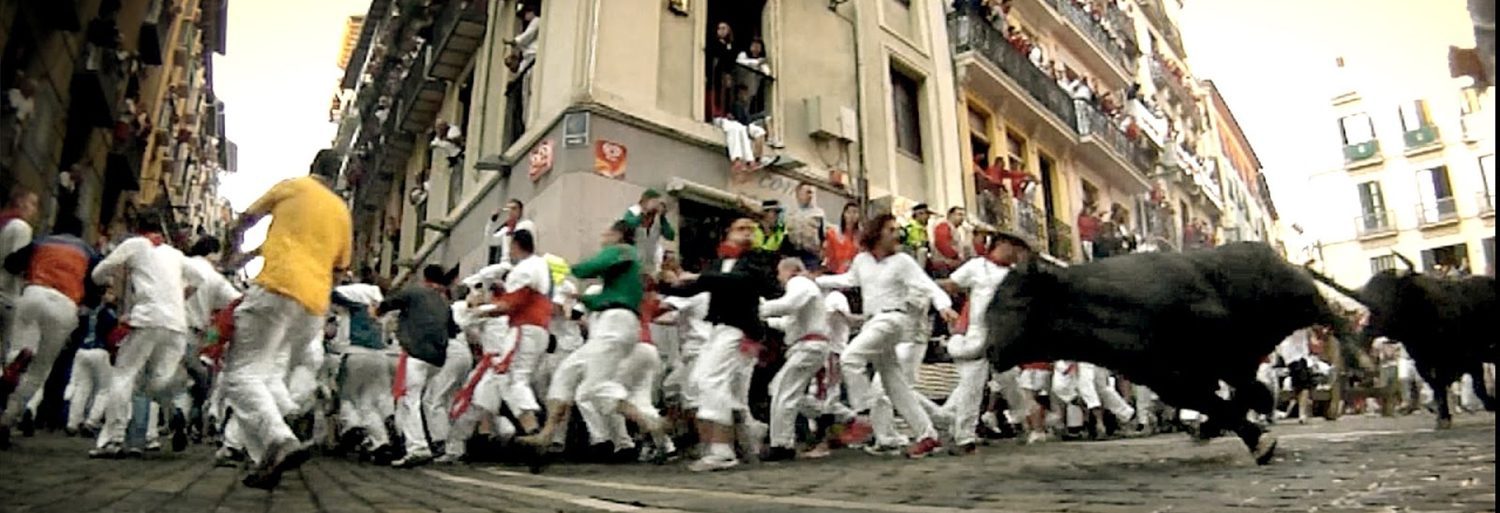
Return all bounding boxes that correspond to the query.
[221,149,352,490]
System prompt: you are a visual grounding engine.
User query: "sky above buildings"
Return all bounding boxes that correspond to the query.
[1178,0,1477,226]
[212,0,1480,236]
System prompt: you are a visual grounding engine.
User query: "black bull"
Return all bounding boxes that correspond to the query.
[1306,257,1496,428]
[983,243,1357,465]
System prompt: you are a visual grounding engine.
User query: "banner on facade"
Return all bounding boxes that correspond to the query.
[528,139,554,181]
[594,140,627,179]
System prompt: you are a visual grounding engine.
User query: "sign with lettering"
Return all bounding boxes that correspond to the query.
[528,139,554,181]
[594,140,628,179]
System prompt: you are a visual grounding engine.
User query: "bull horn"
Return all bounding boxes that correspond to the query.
[1391,251,1417,273]
[1303,266,1368,306]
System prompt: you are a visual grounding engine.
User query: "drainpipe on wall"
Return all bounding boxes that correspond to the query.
[828,0,870,215]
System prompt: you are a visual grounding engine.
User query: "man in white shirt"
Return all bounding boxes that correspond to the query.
[0,188,38,364]
[1277,328,1315,423]
[760,258,830,461]
[485,199,535,265]
[815,213,957,459]
[88,213,197,458]
[939,230,1028,454]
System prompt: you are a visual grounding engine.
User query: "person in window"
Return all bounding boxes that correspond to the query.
[823,202,862,274]
[736,37,771,76]
[507,6,541,70]
[707,22,738,120]
[717,86,777,172]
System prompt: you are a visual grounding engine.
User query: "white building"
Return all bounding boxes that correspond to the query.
[1306,59,1495,284]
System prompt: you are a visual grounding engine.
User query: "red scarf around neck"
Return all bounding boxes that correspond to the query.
[717,242,747,259]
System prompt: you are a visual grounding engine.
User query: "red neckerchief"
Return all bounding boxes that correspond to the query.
[987,255,1014,267]
[717,242,747,259]
[0,209,22,230]
[141,232,166,246]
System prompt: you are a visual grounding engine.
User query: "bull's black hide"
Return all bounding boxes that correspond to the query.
[984,242,1348,464]
[1309,261,1496,428]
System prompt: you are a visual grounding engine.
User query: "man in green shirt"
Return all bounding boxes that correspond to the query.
[520,221,674,464]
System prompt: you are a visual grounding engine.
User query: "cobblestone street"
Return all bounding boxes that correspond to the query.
[0,414,1492,513]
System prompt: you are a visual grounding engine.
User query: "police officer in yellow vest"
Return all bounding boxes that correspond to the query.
[904,203,933,253]
[752,199,787,253]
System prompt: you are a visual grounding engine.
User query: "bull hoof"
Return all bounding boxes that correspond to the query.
[1436,418,1453,430]
[1251,434,1278,465]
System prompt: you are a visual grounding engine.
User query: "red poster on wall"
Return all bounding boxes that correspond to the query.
[594,140,628,179]
[528,139,554,181]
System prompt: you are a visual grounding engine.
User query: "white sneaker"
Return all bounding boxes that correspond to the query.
[980,412,1001,432]
[738,421,768,461]
[1024,431,1049,445]
[432,452,463,465]
[688,454,740,472]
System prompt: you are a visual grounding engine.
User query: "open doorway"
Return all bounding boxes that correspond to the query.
[705,0,770,123]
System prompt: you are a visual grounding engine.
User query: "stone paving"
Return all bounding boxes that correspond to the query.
[0,414,1492,512]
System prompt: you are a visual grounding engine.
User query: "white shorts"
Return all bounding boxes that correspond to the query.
[1018,368,1053,393]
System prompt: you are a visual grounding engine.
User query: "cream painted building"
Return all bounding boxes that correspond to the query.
[334,0,966,283]
[1306,58,1496,284]
[948,0,1238,261]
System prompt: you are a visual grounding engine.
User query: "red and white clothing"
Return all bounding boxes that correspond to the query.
[485,217,535,265]
[495,254,552,414]
[761,275,832,450]
[930,220,973,273]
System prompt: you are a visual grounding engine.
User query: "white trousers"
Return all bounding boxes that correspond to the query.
[946,354,990,447]
[842,312,937,442]
[338,350,394,449]
[590,343,666,449]
[96,326,188,447]
[65,348,113,430]
[543,345,617,446]
[500,325,546,414]
[575,309,641,411]
[663,329,704,409]
[286,336,327,417]
[768,339,831,449]
[717,118,767,163]
[395,356,440,456]
[2,286,78,427]
[692,325,755,426]
[1077,363,1134,422]
[219,287,321,463]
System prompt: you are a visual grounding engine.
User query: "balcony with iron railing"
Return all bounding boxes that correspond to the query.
[1342,139,1382,169]
[1355,210,1397,239]
[1149,56,1195,105]
[1047,216,1075,261]
[1138,0,1187,58]
[1479,192,1495,217]
[948,7,1079,133]
[1402,124,1442,155]
[1045,0,1137,76]
[1015,199,1048,248]
[1416,198,1460,227]
[72,49,126,128]
[396,48,445,134]
[427,0,488,81]
[1075,99,1154,184]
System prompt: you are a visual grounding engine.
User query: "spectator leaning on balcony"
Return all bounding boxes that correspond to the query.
[507,6,540,70]
[1076,199,1102,261]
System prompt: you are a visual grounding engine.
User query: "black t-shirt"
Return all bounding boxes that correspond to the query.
[378,285,457,367]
